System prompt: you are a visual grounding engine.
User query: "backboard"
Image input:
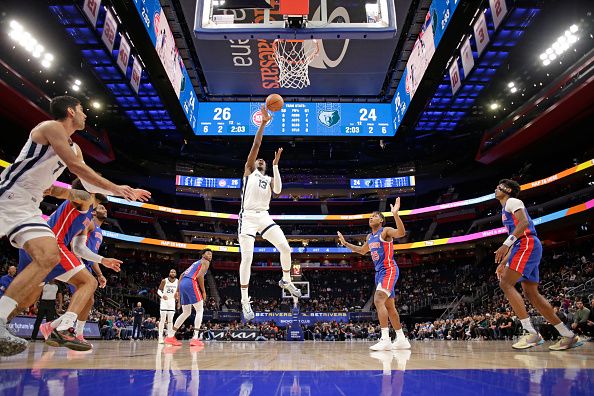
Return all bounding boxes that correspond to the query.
[195,0,397,39]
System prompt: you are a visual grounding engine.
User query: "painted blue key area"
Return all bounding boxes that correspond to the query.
[0,368,592,395]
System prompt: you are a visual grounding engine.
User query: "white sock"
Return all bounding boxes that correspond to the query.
[241,288,249,303]
[381,327,389,340]
[554,323,575,338]
[520,318,537,335]
[56,312,78,331]
[282,271,291,283]
[0,296,18,321]
[75,320,86,336]
[193,330,199,340]
[396,328,405,339]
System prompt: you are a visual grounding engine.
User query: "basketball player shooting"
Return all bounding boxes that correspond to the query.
[238,103,301,321]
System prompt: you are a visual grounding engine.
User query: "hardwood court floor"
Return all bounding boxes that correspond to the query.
[0,340,592,395]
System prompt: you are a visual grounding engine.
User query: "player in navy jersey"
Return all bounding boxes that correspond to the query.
[494,179,581,351]
[338,198,410,351]
[164,249,212,347]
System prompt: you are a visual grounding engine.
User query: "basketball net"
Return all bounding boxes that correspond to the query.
[273,39,319,89]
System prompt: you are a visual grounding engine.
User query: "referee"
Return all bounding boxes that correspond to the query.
[31,280,63,341]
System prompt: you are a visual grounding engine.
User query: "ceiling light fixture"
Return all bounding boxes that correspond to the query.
[540,24,579,67]
[8,20,54,69]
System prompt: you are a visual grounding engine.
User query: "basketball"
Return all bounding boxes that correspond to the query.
[266,93,284,112]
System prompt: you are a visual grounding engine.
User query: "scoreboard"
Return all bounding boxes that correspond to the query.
[350,176,415,189]
[197,102,394,136]
[175,175,240,189]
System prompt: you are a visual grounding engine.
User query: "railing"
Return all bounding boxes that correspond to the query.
[438,296,461,320]
[567,277,594,297]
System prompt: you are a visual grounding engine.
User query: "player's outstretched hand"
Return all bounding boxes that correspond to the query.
[114,185,137,201]
[390,197,401,216]
[101,257,123,272]
[273,148,283,165]
[337,231,347,246]
[494,245,509,264]
[133,188,151,202]
[260,105,271,125]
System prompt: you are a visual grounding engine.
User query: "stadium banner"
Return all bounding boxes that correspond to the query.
[252,312,351,325]
[473,12,490,56]
[210,330,259,340]
[117,34,131,74]
[82,0,101,27]
[104,158,594,220]
[98,197,594,252]
[101,8,118,52]
[460,36,475,78]
[8,316,101,339]
[489,0,508,30]
[449,58,461,95]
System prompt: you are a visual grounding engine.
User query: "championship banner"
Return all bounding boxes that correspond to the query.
[489,0,508,30]
[449,59,461,95]
[117,34,131,74]
[8,316,101,339]
[101,9,118,52]
[473,12,490,56]
[83,0,101,27]
[460,37,474,78]
[131,56,142,93]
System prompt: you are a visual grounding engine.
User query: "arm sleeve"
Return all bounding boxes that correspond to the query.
[505,198,525,213]
[272,165,282,194]
[80,178,113,196]
[71,234,104,263]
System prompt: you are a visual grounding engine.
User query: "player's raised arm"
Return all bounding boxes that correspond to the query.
[271,148,283,194]
[337,232,370,255]
[383,197,406,239]
[244,105,271,176]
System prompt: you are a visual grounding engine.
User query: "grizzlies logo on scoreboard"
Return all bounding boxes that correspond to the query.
[318,110,340,127]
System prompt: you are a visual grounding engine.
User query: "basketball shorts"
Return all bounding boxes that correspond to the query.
[238,210,278,238]
[375,266,399,298]
[19,242,85,283]
[0,186,54,248]
[506,236,542,283]
[179,277,202,306]
[160,299,176,312]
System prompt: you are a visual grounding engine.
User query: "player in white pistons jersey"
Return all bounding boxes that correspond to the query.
[157,269,179,343]
[238,105,301,321]
[0,96,150,356]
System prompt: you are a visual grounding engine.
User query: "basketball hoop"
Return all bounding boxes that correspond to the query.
[273,39,319,89]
